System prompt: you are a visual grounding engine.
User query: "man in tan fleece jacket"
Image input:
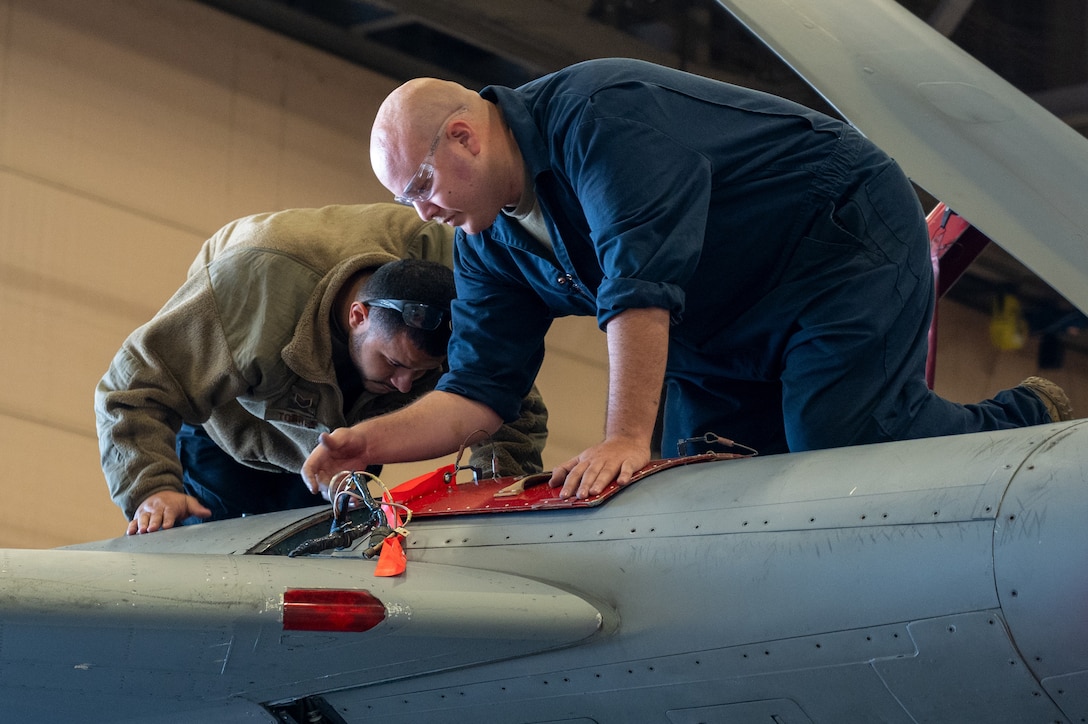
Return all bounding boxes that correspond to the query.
[96,203,547,535]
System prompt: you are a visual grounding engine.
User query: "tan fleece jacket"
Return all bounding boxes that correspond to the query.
[96,203,547,518]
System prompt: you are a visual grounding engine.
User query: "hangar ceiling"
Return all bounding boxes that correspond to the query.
[196,0,1088,358]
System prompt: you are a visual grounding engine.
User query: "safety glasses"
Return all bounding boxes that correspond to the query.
[393,106,467,206]
[364,298,449,331]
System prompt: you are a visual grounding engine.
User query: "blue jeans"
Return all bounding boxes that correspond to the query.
[176,423,325,523]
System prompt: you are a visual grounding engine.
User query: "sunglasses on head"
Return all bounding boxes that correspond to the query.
[364,298,449,331]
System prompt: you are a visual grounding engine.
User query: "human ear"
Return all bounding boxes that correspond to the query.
[349,301,370,330]
[449,119,480,155]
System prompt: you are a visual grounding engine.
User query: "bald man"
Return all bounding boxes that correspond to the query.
[305,58,1071,501]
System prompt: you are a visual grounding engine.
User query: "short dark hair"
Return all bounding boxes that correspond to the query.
[358,258,455,357]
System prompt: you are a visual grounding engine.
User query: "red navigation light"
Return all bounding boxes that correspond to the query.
[282,588,387,632]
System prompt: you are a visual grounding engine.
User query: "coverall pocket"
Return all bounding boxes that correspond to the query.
[832,162,929,279]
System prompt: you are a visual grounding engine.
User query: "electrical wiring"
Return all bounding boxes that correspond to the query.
[288,469,413,558]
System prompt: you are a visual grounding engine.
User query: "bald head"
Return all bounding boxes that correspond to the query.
[370,77,525,233]
[371,78,479,190]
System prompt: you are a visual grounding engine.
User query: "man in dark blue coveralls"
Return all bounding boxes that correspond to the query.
[303,58,1072,502]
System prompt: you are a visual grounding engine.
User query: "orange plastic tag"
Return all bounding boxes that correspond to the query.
[373,536,406,577]
[374,490,407,577]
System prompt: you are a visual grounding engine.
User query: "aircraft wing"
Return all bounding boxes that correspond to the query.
[716,0,1088,314]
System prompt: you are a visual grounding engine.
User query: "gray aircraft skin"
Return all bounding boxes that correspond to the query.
[3,1,1087,722]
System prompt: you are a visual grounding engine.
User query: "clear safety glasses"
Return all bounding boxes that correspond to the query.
[394,107,468,206]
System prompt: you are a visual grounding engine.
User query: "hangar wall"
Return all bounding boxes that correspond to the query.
[0,0,605,548]
[0,0,1080,548]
